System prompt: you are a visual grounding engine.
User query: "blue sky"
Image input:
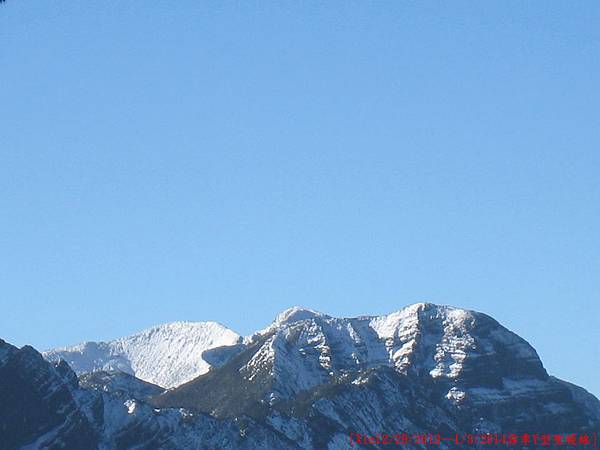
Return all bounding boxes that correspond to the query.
[1,1,599,397]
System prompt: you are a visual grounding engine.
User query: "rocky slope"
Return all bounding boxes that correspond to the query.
[43,321,241,388]
[2,303,599,449]
[0,339,98,450]
[154,303,600,446]
[0,338,296,450]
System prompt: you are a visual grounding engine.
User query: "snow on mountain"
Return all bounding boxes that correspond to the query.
[3,303,600,449]
[155,303,600,448]
[78,370,165,401]
[43,321,241,388]
[233,302,545,403]
[0,338,297,450]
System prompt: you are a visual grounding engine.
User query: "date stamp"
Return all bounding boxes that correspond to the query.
[349,432,599,447]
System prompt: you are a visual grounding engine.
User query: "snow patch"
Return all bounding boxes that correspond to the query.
[44,321,241,388]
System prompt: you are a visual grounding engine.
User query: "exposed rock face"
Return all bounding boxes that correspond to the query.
[78,370,164,401]
[43,321,241,388]
[0,339,97,450]
[154,303,600,446]
[2,303,600,449]
[0,339,295,450]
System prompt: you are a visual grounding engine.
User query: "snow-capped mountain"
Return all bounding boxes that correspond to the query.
[0,339,295,450]
[43,321,241,388]
[3,303,599,449]
[155,303,600,444]
[159,303,550,409]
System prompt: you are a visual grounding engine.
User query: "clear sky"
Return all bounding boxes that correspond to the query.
[1,1,599,397]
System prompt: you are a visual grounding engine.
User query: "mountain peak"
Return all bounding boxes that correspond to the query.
[6,304,599,449]
[153,303,600,444]
[370,302,476,338]
[274,306,324,326]
[159,302,546,413]
[44,320,241,388]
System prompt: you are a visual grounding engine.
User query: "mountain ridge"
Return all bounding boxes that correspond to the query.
[8,302,595,449]
[43,320,241,388]
[152,302,600,446]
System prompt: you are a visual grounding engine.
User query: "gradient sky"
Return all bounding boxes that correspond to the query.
[1,1,599,397]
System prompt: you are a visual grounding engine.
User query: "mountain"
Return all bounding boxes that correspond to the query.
[0,339,98,450]
[2,303,599,449]
[0,338,296,450]
[154,303,600,444]
[43,321,241,388]
[78,370,165,401]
